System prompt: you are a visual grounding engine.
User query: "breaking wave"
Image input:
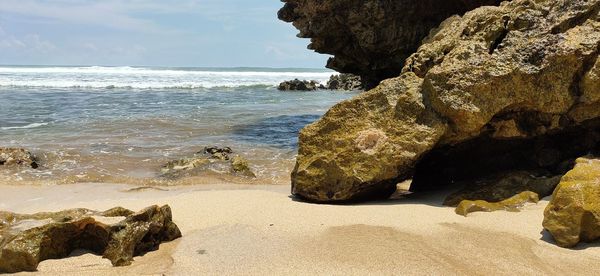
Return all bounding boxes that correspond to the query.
[0,66,335,90]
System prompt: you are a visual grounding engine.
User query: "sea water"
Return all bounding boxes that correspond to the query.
[0,66,357,185]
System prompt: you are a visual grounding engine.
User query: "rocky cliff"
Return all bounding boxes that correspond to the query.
[291,0,600,202]
[278,0,504,88]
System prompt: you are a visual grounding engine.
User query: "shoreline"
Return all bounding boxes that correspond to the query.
[3,182,600,275]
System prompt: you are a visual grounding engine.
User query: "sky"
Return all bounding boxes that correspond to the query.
[0,0,329,68]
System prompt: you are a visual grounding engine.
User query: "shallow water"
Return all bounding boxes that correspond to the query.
[0,66,357,185]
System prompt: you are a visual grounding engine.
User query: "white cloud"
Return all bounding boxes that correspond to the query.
[24,34,56,53]
[0,0,272,34]
[0,37,26,49]
[0,30,55,53]
[0,0,182,33]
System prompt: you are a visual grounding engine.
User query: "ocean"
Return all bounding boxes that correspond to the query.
[0,66,357,185]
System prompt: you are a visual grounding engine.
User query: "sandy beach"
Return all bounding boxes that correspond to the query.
[0,183,598,275]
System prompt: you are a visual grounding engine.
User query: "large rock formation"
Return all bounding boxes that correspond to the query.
[278,0,504,88]
[543,157,600,248]
[0,205,181,273]
[292,0,600,202]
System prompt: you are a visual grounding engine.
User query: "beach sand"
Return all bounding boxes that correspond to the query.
[2,183,600,275]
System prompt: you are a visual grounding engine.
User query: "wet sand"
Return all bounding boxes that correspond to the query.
[2,183,600,275]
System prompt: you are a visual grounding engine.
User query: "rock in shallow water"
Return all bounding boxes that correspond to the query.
[278,79,323,91]
[326,74,363,91]
[543,157,600,248]
[292,0,600,202]
[0,205,181,273]
[231,156,256,178]
[161,146,256,178]
[0,147,38,168]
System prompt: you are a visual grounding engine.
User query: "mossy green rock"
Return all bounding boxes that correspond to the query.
[543,157,600,248]
[456,191,540,216]
[292,0,600,202]
[231,156,256,178]
[0,205,181,273]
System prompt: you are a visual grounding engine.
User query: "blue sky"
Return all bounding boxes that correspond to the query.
[0,0,329,68]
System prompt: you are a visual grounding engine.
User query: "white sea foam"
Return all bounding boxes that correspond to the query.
[0,66,336,89]
[1,122,49,130]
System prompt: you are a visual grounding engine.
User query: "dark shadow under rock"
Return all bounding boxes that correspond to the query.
[411,120,600,203]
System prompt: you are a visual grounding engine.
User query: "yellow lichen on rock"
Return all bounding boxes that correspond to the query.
[543,157,600,248]
[455,191,539,216]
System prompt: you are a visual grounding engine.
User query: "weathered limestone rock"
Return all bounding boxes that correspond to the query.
[455,191,539,216]
[292,0,600,202]
[445,171,561,207]
[543,157,600,248]
[279,0,504,88]
[0,205,181,273]
[0,147,38,168]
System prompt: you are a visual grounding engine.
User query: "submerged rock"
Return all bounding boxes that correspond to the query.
[292,0,600,202]
[0,147,38,168]
[543,157,600,248]
[0,205,181,273]
[455,191,539,216]
[278,0,504,88]
[444,171,561,207]
[278,79,323,91]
